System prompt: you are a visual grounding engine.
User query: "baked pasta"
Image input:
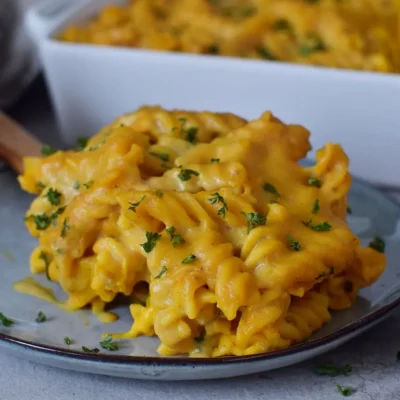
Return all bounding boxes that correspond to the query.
[18,106,386,357]
[58,0,400,73]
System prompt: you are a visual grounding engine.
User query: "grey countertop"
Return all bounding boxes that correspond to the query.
[1,79,400,400]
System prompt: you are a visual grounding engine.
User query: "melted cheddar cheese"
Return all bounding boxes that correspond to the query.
[17,106,386,357]
[58,0,400,73]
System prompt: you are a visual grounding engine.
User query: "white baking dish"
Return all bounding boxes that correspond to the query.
[27,0,400,187]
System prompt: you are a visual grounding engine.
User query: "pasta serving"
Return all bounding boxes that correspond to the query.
[17,106,386,357]
[58,0,400,73]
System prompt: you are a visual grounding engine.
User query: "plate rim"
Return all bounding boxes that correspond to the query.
[1,177,400,367]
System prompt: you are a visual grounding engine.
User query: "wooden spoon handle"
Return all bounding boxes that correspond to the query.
[0,112,43,174]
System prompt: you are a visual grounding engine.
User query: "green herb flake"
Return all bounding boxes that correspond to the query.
[39,251,52,280]
[155,265,168,279]
[241,211,267,232]
[208,44,219,54]
[36,181,46,191]
[368,236,385,253]
[61,219,70,238]
[316,362,352,377]
[257,47,276,60]
[155,189,164,198]
[82,180,94,189]
[128,195,147,212]
[274,19,291,31]
[35,311,47,323]
[178,168,199,182]
[166,226,185,247]
[100,335,119,351]
[337,385,356,397]
[262,182,280,197]
[64,336,72,345]
[73,181,80,190]
[308,177,322,187]
[286,235,301,251]
[0,312,14,327]
[208,192,228,219]
[149,151,169,162]
[81,346,100,353]
[312,199,320,214]
[185,127,198,144]
[76,137,89,152]
[299,33,326,56]
[303,219,332,232]
[33,213,52,230]
[41,144,56,156]
[182,254,196,264]
[141,232,162,253]
[210,158,220,163]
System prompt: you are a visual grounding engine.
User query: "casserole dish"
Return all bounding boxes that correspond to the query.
[27,0,400,187]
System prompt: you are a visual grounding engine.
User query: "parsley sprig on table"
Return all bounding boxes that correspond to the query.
[35,311,47,323]
[368,237,385,253]
[100,335,119,351]
[0,312,13,327]
[316,362,352,376]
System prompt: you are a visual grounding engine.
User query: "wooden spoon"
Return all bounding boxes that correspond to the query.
[0,111,43,174]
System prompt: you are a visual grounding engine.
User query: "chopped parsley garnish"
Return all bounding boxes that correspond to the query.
[208,193,228,219]
[210,158,220,163]
[347,206,352,214]
[286,235,301,251]
[64,336,72,345]
[262,182,280,197]
[182,254,196,264]
[35,311,47,323]
[274,19,291,31]
[312,199,320,214]
[178,168,199,182]
[82,180,94,189]
[33,213,52,230]
[73,181,80,190]
[0,312,14,327]
[299,33,326,56]
[368,237,385,253]
[141,232,161,253]
[39,251,51,280]
[208,44,219,54]
[316,362,352,376]
[303,220,332,232]
[308,177,322,187]
[185,127,198,144]
[149,151,169,162]
[61,219,70,238]
[155,265,168,279]
[128,195,146,212]
[41,144,56,156]
[241,212,267,232]
[76,137,89,151]
[337,385,356,397]
[257,47,276,60]
[155,189,164,198]
[166,226,185,247]
[81,346,100,353]
[100,335,119,351]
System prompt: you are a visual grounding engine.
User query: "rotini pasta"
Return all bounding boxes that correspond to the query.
[57,0,400,73]
[16,106,386,357]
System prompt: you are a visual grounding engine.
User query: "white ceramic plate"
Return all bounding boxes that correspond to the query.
[1,165,400,380]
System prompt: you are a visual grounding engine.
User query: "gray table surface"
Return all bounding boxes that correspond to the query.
[2,79,400,400]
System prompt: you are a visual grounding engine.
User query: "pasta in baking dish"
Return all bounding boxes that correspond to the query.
[58,0,400,73]
[18,106,386,357]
